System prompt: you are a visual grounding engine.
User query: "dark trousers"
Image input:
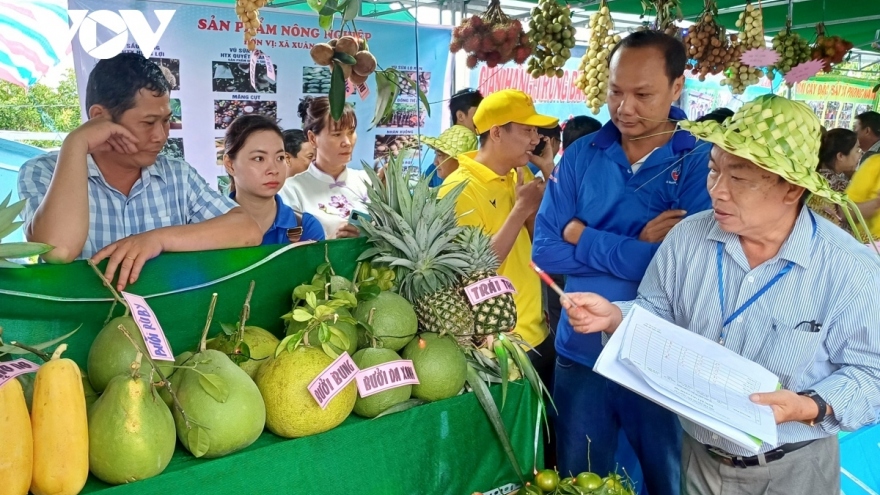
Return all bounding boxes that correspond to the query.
[554,356,682,495]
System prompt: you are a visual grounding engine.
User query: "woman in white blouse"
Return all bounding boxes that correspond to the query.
[280,96,366,239]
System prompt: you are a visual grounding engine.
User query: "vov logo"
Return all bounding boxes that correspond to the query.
[68,10,175,59]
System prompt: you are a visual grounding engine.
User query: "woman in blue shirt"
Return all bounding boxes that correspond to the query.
[223,115,324,244]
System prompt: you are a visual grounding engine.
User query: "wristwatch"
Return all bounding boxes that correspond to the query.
[797,390,828,426]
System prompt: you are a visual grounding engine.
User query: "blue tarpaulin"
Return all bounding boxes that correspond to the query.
[841,426,880,495]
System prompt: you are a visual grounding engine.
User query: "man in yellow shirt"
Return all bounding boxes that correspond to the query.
[845,153,880,238]
[438,89,557,370]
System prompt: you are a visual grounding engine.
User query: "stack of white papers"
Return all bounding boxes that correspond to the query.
[594,305,780,453]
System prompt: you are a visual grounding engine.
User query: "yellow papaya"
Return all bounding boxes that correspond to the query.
[30,344,89,495]
[0,377,33,495]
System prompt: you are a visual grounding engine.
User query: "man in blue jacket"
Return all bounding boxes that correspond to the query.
[533,31,712,495]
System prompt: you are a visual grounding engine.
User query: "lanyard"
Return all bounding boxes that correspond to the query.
[715,212,816,345]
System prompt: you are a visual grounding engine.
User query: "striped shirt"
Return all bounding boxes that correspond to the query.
[18,152,236,259]
[616,207,880,456]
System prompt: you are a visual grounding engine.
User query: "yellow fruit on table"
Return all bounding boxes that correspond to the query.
[30,344,89,495]
[0,378,33,495]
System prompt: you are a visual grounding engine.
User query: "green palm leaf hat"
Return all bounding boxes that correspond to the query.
[679,94,874,244]
[420,124,478,159]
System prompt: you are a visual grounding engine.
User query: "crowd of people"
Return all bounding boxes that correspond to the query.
[14,30,880,495]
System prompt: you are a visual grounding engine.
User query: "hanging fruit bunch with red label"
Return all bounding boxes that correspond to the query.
[525,0,577,79]
[767,20,812,80]
[449,0,532,69]
[810,23,853,73]
[684,0,739,81]
[235,0,270,51]
[722,1,764,95]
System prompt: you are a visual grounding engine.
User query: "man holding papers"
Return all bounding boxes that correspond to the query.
[560,95,880,494]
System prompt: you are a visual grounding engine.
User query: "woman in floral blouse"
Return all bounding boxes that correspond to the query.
[807,128,864,240]
[280,97,367,239]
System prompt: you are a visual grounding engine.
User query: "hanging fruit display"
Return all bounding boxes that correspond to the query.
[638,0,683,38]
[810,23,854,73]
[449,0,532,69]
[722,2,764,95]
[768,22,812,80]
[235,0,270,51]
[525,0,577,79]
[684,0,739,81]
[575,2,621,115]
[310,37,377,88]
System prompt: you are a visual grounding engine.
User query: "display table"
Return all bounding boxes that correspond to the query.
[0,240,540,494]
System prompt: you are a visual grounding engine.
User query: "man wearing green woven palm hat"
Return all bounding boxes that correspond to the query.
[560,94,880,494]
[420,125,478,182]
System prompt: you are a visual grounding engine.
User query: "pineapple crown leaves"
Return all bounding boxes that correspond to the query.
[358,154,472,301]
[0,193,52,267]
[457,225,502,274]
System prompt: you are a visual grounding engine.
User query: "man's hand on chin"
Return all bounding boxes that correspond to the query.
[91,231,165,291]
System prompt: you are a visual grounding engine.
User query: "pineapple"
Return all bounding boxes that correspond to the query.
[0,193,51,268]
[358,154,476,336]
[458,226,517,334]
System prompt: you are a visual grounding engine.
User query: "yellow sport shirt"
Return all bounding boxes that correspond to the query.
[846,154,880,238]
[438,151,548,348]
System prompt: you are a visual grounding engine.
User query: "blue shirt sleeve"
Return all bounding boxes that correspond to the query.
[533,143,602,277]
[182,159,236,223]
[301,213,325,242]
[16,154,55,232]
[569,144,712,281]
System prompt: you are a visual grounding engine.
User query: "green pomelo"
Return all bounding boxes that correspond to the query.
[256,346,356,438]
[158,351,194,409]
[402,333,467,402]
[173,349,266,458]
[330,275,354,293]
[88,372,175,484]
[87,316,173,392]
[305,319,357,357]
[206,326,280,379]
[354,291,417,351]
[351,348,411,418]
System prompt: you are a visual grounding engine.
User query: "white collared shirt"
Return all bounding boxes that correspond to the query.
[279,163,369,239]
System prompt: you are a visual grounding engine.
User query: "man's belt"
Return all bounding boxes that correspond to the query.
[705,440,815,468]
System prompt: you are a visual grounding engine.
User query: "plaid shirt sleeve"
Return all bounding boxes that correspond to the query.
[182,161,237,223]
[16,154,56,230]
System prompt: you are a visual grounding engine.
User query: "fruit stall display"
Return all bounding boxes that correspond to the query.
[0,237,540,495]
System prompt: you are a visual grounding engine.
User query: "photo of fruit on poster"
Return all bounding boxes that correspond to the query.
[373,134,421,172]
[214,137,230,166]
[399,71,430,98]
[151,57,180,90]
[378,103,427,128]
[302,66,331,94]
[161,137,185,160]
[214,100,278,130]
[170,99,182,129]
[212,61,278,93]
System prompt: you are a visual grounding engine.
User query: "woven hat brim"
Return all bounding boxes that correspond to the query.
[679,121,847,205]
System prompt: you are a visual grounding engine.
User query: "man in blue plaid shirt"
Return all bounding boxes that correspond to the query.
[18,53,261,290]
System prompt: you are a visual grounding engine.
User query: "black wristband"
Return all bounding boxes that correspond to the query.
[797,390,827,426]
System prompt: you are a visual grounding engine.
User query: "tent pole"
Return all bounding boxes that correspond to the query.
[786,0,794,99]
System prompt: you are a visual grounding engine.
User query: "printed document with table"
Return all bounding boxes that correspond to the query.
[595,305,780,452]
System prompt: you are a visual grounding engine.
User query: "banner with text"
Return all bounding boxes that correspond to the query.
[69,0,452,187]
[792,75,879,131]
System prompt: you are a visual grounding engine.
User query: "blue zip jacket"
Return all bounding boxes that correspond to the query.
[532,107,713,367]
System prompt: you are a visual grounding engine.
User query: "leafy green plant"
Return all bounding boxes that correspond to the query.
[0,193,51,267]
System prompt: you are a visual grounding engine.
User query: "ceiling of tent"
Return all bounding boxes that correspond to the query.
[165,0,878,59]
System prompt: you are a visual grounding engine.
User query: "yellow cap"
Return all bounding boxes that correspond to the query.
[472,89,559,135]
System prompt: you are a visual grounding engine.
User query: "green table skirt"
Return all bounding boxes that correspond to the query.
[80,383,538,495]
[0,240,540,494]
